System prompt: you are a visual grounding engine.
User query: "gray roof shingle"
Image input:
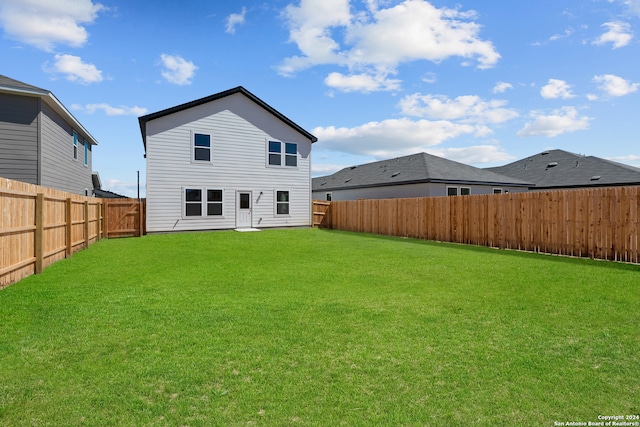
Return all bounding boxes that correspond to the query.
[486,149,640,189]
[313,152,531,191]
[0,74,48,93]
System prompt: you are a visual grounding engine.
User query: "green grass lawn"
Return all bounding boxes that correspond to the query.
[0,229,638,426]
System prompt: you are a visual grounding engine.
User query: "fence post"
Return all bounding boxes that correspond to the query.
[35,193,44,274]
[137,200,143,237]
[103,199,109,239]
[66,198,72,257]
[84,200,89,248]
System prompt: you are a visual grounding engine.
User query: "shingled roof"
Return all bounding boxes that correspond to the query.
[486,149,640,189]
[313,152,531,191]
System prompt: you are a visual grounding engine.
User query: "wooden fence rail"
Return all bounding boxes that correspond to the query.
[1,177,146,289]
[313,186,640,264]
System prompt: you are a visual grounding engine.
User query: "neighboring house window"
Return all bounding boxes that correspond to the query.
[493,188,503,194]
[193,133,212,162]
[461,187,470,195]
[326,192,332,201]
[276,190,290,215]
[184,188,224,217]
[447,187,458,196]
[73,132,78,160]
[84,141,89,166]
[268,141,297,167]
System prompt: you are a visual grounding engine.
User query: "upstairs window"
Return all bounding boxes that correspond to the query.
[84,141,89,166]
[268,141,281,165]
[73,131,78,160]
[285,143,297,167]
[193,133,211,162]
[268,141,297,167]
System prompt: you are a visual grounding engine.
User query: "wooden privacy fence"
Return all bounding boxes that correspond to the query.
[1,177,146,289]
[314,186,640,263]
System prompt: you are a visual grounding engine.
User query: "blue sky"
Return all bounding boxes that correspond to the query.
[1,0,639,197]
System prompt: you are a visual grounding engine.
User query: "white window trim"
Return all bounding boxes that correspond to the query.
[325,192,332,201]
[446,186,458,196]
[493,188,503,194]
[182,187,225,219]
[73,131,78,160]
[274,189,291,216]
[266,140,298,169]
[460,187,470,196]
[191,131,213,164]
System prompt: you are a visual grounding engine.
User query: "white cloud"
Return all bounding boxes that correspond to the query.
[160,54,198,85]
[279,0,499,92]
[549,28,574,42]
[104,178,140,198]
[48,54,103,84]
[607,154,640,167]
[398,94,519,124]
[324,71,401,92]
[493,82,513,94]
[72,103,147,116]
[593,74,639,96]
[593,21,633,49]
[619,0,640,16]
[312,118,479,157]
[540,79,575,99]
[517,107,592,138]
[226,7,246,34]
[426,145,515,165]
[0,0,105,51]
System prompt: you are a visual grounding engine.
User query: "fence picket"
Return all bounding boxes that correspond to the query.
[314,186,640,264]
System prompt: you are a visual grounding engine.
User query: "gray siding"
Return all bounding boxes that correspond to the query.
[40,102,93,194]
[0,93,39,184]
[146,93,312,232]
[313,182,529,201]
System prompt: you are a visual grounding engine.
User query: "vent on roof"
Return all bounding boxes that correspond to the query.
[320,180,326,186]
[391,172,400,177]
[350,166,357,169]
[541,151,550,155]
[546,162,558,168]
[344,178,352,183]
[591,175,602,181]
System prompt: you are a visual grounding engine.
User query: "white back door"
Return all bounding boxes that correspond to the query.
[236,191,252,228]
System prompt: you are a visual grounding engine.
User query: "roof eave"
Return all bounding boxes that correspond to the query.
[138,86,317,153]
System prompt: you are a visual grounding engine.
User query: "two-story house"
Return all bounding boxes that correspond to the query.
[0,74,98,195]
[138,86,317,233]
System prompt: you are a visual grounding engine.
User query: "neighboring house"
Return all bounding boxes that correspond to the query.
[486,149,640,190]
[92,172,128,198]
[312,152,531,201]
[139,86,317,233]
[0,74,98,195]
